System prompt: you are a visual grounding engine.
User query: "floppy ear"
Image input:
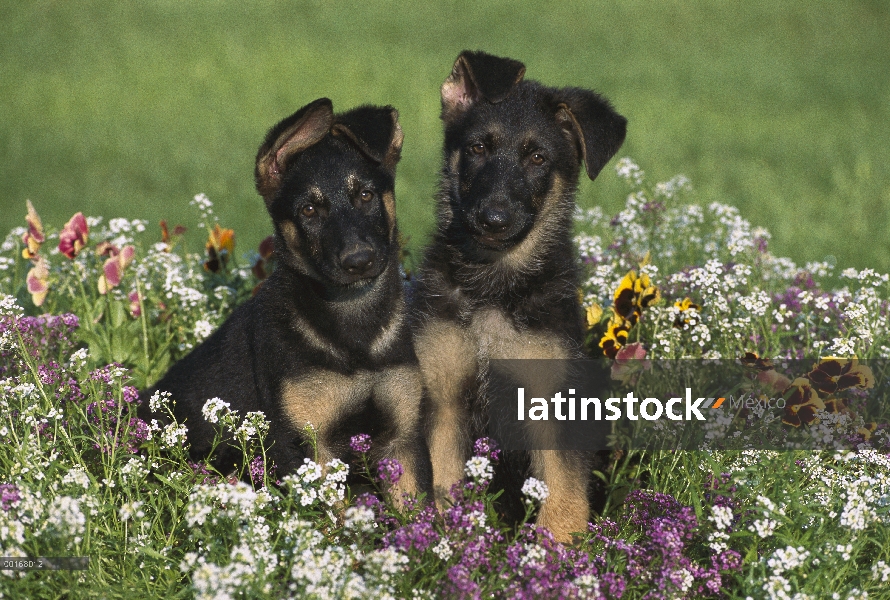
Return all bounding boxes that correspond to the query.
[555,88,627,180]
[331,105,404,173]
[441,50,526,121]
[255,98,334,205]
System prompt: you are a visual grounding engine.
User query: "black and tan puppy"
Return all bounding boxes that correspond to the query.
[412,51,626,541]
[141,98,430,499]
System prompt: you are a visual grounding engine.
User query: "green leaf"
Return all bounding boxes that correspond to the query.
[110,300,127,328]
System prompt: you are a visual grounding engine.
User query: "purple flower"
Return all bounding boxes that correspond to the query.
[188,462,218,485]
[0,484,20,511]
[472,437,501,464]
[0,313,79,378]
[350,433,372,454]
[383,504,439,552]
[376,458,403,486]
[445,564,479,599]
[249,455,275,486]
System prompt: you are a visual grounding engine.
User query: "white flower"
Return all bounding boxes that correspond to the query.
[297,458,323,484]
[343,506,376,532]
[324,459,349,483]
[161,423,188,447]
[708,506,732,531]
[573,574,601,596]
[464,456,493,483]
[235,411,270,442]
[0,294,24,317]
[615,157,644,185]
[194,319,215,342]
[201,397,230,423]
[149,390,173,413]
[67,348,90,371]
[61,466,91,490]
[518,544,548,569]
[767,546,810,575]
[431,538,453,561]
[872,560,890,582]
[120,457,150,483]
[749,518,779,539]
[763,574,791,600]
[521,477,549,504]
[46,496,87,543]
[119,501,145,522]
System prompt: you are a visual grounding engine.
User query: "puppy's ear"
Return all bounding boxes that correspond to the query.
[441,50,525,121]
[331,105,403,173]
[555,88,627,180]
[255,98,334,204]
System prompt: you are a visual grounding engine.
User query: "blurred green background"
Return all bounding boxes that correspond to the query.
[2,1,888,271]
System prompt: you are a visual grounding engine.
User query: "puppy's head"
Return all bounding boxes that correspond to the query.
[255,99,403,288]
[440,51,627,256]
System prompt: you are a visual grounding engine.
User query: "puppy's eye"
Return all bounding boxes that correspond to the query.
[301,204,316,217]
[530,152,546,166]
[359,190,375,203]
[470,143,486,155]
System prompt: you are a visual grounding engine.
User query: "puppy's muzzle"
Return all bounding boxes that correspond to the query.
[339,244,377,277]
[478,206,512,234]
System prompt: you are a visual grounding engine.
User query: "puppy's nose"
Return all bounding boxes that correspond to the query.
[340,245,376,274]
[478,207,511,233]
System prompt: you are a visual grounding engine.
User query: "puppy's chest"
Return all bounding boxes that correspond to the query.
[465,307,569,362]
[277,365,422,434]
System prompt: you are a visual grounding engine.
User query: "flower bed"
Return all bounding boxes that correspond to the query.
[1,160,888,598]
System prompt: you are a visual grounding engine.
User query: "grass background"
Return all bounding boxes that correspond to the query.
[1,0,888,272]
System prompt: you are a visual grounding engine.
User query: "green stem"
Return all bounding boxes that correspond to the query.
[136,278,150,380]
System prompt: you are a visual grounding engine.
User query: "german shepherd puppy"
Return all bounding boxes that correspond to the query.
[412,51,626,541]
[141,98,430,500]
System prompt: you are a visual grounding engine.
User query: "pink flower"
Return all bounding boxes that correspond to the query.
[610,342,651,385]
[27,256,50,306]
[755,369,792,394]
[21,200,45,260]
[58,212,89,259]
[128,290,142,317]
[98,245,135,294]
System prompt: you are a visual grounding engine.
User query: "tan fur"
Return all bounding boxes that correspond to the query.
[280,370,373,464]
[372,366,424,498]
[370,295,406,359]
[419,307,581,535]
[286,312,344,363]
[282,366,424,505]
[415,318,477,506]
[256,101,334,203]
[530,449,589,542]
[382,191,397,238]
[436,150,463,227]
[467,310,581,542]
[279,220,300,249]
[448,149,462,175]
[470,307,569,362]
[497,175,565,273]
[384,118,403,172]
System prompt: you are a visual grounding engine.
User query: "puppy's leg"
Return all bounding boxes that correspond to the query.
[280,370,372,468]
[372,365,430,503]
[482,319,588,542]
[529,449,590,543]
[414,318,477,508]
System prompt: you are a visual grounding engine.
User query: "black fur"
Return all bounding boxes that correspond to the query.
[412,51,626,540]
[140,100,430,495]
